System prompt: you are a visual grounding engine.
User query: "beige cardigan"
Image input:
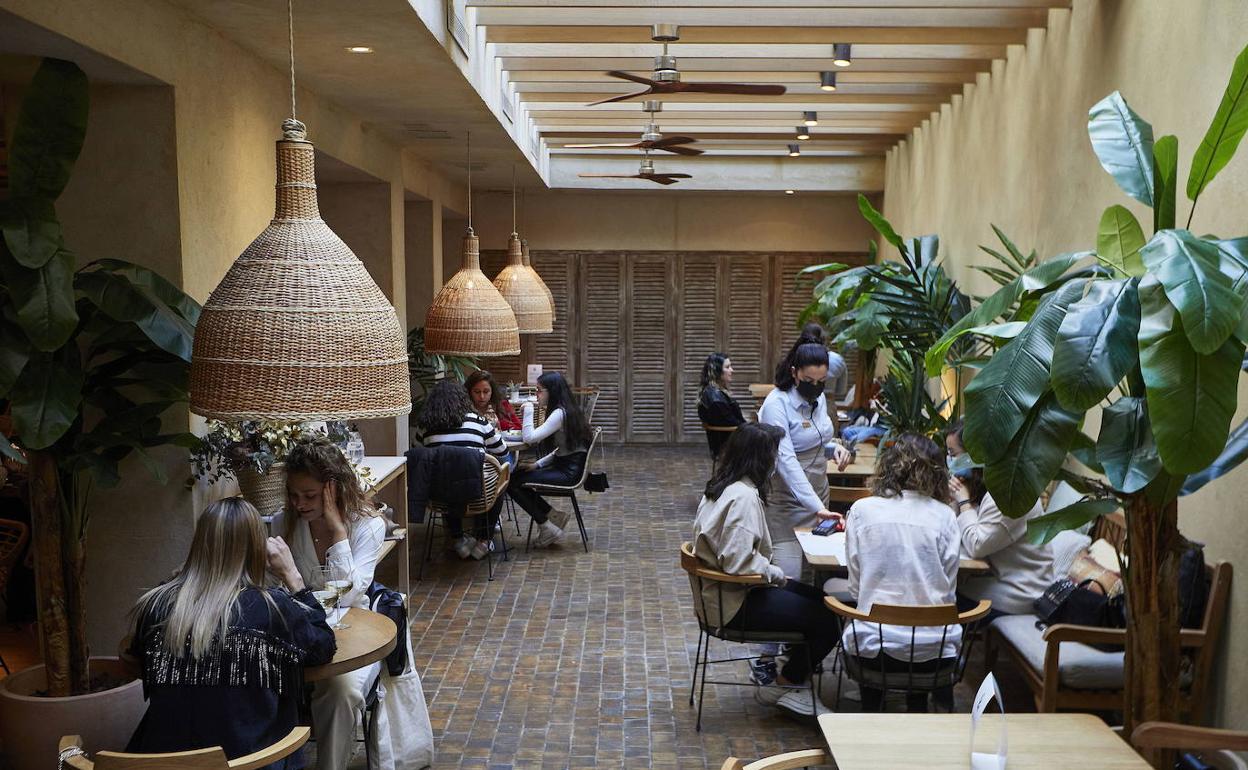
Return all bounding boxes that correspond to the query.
[691,479,787,626]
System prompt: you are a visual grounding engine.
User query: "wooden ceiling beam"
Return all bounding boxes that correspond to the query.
[519,92,944,105]
[485,25,1030,45]
[543,130,907,141]
[498,57,991,72]
[467,0,1067,7]
[490,42,1008,60]
[473,7,1051,27]
[529,110,931,122]
[505,70,977,84]
[510,81,964,95]
[538,122,917,133]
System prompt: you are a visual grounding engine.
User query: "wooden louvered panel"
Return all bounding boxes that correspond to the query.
[778,254,820,347]
[678,255,719,442]
[725,256,769,414]
[627,255,671,442]
[581,254,623,440]
[530,251,571,376]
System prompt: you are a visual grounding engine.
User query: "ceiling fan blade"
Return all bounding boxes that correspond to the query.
[644,175,679,185]
[654,144,704,156]
[649,135,698,148]
[657,173,693,179]
[605,70,656,86]
[564,142,642,149]
[578,173,634,179]
[680,83,788,96]
[587,89,653,107]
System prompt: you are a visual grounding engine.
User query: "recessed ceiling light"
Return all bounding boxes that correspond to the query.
[803,111,819,127]
[345,46,374,54]
[795,126,811,140]
[820,71,838,91]
[833,43,852,67]
[784,190,796,195]
[787,144,801,157]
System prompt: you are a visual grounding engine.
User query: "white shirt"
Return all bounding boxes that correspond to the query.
[758,386,836,514]
[691,480,788,625]
[270,509,386,610]
[958,493,1055,615]
[844,491,962,661]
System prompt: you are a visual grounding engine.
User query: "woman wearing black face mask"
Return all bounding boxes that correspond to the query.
[757,328,853,578]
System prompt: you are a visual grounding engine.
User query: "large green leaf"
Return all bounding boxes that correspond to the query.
[1180,415,1248,495]
[983,391,1083,517]
[1140,229,1243,353]
[0,242,79,351]
[857,194,905,254]
[8,59,89,201]
[1052,278,1141,411]
[9,347,83,449]
[1088,91,1155,207]
[0,198,63,269]
[963,280,1085,464]
[0,321,31,399]
[89,259,202,326]
[1020,251,1094,292]
[1068,429,1104,474]
[1096,396,1161,493]
[1153,135,1178,232]
[1210,238,1248,344]
[1187,42,1248,204]
[1096,205,1146,277]
[1138,275,1243,474]
[1025,498,1121,545]
[76,270,195,361]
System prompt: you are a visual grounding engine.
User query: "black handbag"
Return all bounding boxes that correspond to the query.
[584,472,609,493]
[1033,577,1126,636]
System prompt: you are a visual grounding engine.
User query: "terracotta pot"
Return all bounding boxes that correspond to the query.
[0,657,146,770]
[236,462,287,516]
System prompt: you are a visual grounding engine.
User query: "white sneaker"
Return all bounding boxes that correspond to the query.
[533,520,563,548]
[548,508,571,530]
[470,539,494,560]
[776,688,831,717]
[453,535,474,559]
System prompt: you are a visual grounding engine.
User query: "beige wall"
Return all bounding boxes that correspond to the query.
[472,190,877,253]
[883,0,1248,727]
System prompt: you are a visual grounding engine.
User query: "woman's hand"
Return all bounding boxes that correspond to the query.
[516,460,537,472]
[829,443,853,472]
[522,400,534,417]
[815,509,844,523]
[949,477,971,506]
[321,479,348,539]
[266,536,305,592]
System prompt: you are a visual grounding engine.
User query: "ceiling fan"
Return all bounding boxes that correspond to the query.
[587,24,787,107]
[578,157,692,186]
[565,101,704,156]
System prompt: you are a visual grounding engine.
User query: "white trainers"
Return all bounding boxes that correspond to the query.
[548,508,571,530]
[470,539,494,560]
[533,520,563,548]
[776,688,832,717]
[453,535,474,559]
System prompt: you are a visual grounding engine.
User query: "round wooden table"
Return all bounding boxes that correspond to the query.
[305,607,398,682]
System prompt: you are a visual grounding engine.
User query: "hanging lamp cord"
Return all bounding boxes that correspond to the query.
[466,131,473,231]
[512,164,517,234]
[282,0,306,140]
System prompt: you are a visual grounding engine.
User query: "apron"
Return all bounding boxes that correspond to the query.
[765,442,830,545]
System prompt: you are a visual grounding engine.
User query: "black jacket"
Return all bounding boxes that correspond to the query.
[405,444,485,523]
[697,385,746,457]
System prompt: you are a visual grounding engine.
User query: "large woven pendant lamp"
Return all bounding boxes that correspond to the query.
[424,135,521,356]
[190,1,410,420]
[492,169,552,334]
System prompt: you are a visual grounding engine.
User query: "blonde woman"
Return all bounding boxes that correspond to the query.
[126,498,335,767]
[271,434,386,770]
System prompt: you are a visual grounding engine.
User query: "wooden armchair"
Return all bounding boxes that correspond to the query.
[720,748,829,770]
[1132,721,1248,752]
[58,726,310,770]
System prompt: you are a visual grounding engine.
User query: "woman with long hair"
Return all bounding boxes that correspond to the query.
[843,433,960,712]
[417,378,510,559]
[691,422,838,717]
[696,352,745,458]
[509,371,593,548]
[757,325,853,577]
[464,369,521,431]
[126,498,335,766]
[271,435,386,770]
[945,421,1053,619]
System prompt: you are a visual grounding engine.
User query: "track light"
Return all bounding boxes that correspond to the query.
[344,46,374,54]
[784,190,796,195]
[833,43,852,67]
[787,144,801,157]
[802,111,818,127]
[820,71,838,91]
[795,126,811,140]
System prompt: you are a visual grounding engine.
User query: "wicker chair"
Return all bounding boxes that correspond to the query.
[420,454,511,581]
[0,518,29,674]
[523,427,602,553]
[720,749,829,770]
[58,726,310,769]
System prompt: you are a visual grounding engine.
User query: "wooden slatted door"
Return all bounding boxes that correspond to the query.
[530,251,572,376]
[626,254,673,442]
[677,255,719,443]
[724,255,770,416]
[580,254,624,441]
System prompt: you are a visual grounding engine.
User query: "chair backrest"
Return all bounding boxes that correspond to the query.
[429,452,508,515]
[572,386,600,422]
[680,541,767,628]
[1091,510,1127,552]
[699,422,738,434]
[572,427,603,488]
[827,484,872,504]
[1188,561,1233,715]
[0,518,29,596]
[58,727,310,770]
[721,749,829,770]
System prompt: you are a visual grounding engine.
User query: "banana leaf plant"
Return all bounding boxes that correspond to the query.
[407,326,478,421]
[926,43,1248,756]
[0,59,201,696]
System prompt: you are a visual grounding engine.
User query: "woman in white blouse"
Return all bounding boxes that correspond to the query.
[844,433,960,712]
[271,435,386,770]
[758,328,853,577]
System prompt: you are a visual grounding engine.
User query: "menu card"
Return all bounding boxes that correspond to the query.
[970,673,1008,769]
[527,364,543,385]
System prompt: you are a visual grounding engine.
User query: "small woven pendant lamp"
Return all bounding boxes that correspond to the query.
[189,2,410,421]
[492,169,552,334]
[424,134,521,356]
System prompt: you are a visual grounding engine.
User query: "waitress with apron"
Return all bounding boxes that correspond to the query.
[758,331,853,578]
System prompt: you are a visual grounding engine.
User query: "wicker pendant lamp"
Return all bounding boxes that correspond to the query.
[492,169,552,334]
[424,135,521,356]
[518,187,556,324]
[189,2,410,421]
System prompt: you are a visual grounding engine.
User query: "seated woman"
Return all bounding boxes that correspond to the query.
[843,433,960,712]
[465,369,522,432]
[509,371,592,548]
[696,352,746,459]
[691,422,839,717]
[271,435,387,770]
[416,378,511,559]
[946,421,1053,620]
[127,497,335,767]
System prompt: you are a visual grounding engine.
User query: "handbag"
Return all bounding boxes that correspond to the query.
[584,471,609,493]
[1033,577,1126,646]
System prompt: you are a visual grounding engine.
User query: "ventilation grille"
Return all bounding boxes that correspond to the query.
[446,0,469,55]
[402,123,453,140]
[500,84,513,122]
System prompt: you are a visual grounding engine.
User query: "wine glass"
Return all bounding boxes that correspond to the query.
[319,564,353,630]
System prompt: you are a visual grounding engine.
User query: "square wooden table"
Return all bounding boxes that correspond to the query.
[818,713,1151,769]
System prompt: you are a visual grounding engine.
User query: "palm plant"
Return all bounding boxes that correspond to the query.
[925,43,1248,753]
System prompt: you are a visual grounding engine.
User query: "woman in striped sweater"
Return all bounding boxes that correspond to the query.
[415,379,510,559]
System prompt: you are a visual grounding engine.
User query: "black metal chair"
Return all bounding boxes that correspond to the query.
[523,427,602,553]
[419,454,511,581]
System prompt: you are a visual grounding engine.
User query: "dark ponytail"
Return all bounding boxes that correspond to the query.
[774,324,830,390]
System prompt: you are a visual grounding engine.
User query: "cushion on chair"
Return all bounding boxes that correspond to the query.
[843,654,960,691]
[991,614,1124,690]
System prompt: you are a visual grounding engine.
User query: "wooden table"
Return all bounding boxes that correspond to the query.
[795,528,991,576]
[304,608,397,682]
[818,713,1150,769]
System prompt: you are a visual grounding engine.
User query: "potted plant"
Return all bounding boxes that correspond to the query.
[407,325,477,420]
[925,44,1248,764]
[0,59,203,768]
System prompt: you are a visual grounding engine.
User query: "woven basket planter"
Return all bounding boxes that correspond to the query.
[494,234,552,335]
[522,240,556,324]
[189,122,411,421]
[236,462,287,517]
[425,227,521,357]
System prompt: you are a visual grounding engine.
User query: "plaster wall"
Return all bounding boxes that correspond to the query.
[882,0,1248,728]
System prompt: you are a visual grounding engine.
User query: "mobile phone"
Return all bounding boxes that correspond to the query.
[812,518,843,536]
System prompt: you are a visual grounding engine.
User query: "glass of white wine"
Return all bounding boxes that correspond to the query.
[320,564,353,630]
[311,588,338,617]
